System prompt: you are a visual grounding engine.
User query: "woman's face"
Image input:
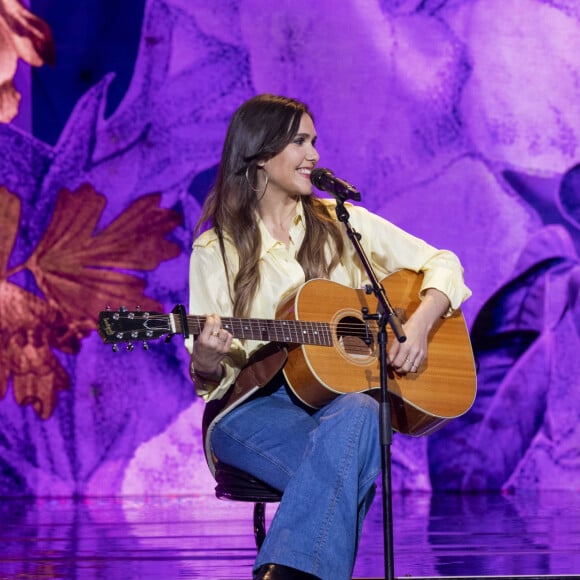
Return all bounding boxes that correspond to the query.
[260,113,319,201]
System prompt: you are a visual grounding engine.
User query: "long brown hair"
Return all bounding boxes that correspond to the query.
[195,94,344,317]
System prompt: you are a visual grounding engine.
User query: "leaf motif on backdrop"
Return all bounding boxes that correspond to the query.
[428,225,579,490]
[0,0,55,122]
[0,184,182,419]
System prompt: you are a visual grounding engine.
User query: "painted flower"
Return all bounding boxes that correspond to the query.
[0,0,54,122]
[0,184,182,418]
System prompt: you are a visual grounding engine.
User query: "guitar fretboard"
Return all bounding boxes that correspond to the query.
[175,315,333,346]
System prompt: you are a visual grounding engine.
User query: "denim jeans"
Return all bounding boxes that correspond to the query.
[211,374,381,580]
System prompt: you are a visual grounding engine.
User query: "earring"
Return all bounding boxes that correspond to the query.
[245,166,260,192]
[245,166,269,200]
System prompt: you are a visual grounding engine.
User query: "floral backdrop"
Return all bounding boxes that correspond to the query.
[0,0,578,498]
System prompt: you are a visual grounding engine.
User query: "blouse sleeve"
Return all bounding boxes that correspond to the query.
[185,234,249,401]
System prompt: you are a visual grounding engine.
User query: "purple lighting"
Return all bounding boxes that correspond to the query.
[0,0,578,499]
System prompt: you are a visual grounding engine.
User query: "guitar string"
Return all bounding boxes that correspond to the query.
[133,315,381,330]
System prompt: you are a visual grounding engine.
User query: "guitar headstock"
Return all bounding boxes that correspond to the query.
[98,307,170,351]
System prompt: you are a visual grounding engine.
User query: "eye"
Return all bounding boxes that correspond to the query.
[294,137,305,145]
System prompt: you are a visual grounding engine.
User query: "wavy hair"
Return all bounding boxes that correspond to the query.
[195,94,344,317]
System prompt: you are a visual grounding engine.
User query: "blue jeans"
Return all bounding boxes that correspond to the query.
[211,376,381,580]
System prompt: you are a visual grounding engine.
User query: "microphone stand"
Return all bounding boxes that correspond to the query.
[333,197,406,580]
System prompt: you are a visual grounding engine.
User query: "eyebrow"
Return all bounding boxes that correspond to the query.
[296,132,317,141]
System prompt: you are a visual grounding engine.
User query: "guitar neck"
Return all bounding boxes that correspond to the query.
[175,314,333,346]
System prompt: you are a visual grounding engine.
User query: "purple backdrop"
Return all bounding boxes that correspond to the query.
[0,0,578,497]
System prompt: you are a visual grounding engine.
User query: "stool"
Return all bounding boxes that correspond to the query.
[214,462,282,550]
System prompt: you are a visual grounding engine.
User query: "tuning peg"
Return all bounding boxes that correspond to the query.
[126,342,135,352]
[119,306,128,313]
[112,344,119,353]
[136,306,141,311]
[105,305,111,311]
[142,341,149,351]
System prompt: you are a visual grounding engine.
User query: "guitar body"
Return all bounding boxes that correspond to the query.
[277,270,477,436]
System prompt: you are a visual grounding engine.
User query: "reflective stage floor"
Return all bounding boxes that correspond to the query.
[0,490,578,579]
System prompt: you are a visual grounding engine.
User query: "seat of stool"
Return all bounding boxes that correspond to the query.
[214,462,282,503]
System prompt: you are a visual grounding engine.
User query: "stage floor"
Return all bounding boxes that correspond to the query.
[0,489,578,579]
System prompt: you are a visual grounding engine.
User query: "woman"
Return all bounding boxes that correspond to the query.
[187,94,471,580]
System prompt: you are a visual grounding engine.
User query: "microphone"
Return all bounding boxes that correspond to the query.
[310,168,361,202]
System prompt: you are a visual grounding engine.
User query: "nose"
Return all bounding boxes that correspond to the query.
[306,143,319,163]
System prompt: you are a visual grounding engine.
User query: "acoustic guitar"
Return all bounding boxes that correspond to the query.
[98,270,477,436]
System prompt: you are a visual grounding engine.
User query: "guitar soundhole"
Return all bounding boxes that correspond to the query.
[336,316,374,360]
